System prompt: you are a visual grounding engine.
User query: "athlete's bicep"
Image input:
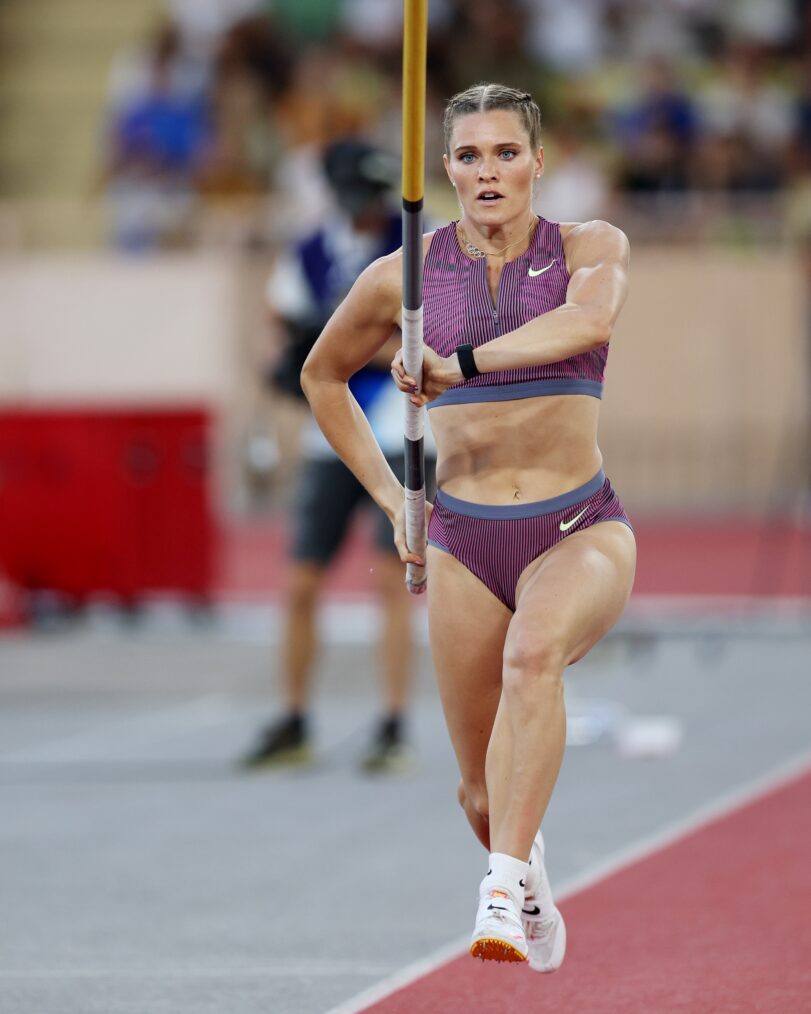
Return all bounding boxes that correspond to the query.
[302,258,401,383]
[564,221,630,330]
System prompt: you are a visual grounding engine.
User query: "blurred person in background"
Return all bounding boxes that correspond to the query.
[269,0,345,47]
[102,20,212,251]
[440,0,540,98]
[195,13,293,244]
[165,0,267,60]
[694,42,793,193]
[614,57,695,195]
[270,44,396,237]
[242,138,435,774]
[525,0,607,75]
[338,0,451,62]
[535,120,610,224]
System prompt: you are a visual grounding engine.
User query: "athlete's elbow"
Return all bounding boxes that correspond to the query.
[300,355,344,406]
[300,360,315,403]
[300,350,325,403]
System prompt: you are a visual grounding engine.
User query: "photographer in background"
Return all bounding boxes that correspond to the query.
[242,138,435,773]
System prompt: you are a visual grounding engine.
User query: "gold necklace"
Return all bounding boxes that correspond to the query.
[456,216,538,260]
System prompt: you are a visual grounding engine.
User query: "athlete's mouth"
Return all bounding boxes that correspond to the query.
[477,191,504,202]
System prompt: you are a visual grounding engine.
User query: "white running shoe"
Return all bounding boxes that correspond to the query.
[470,888,528,963]
[522,831,567,973]
[523,902,566,972]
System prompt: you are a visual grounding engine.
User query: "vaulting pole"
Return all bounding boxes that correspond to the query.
[401,0,428,593]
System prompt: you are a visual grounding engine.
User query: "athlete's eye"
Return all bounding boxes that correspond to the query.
[499,150,517,160]
[459,152,476,164]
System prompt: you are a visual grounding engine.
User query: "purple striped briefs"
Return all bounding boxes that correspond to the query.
[427,471,632,611]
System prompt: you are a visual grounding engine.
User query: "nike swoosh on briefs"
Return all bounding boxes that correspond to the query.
[559,505,589,532]
[528,261,555,277]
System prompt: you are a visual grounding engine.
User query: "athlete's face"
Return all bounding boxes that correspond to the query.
[443,110,544,228]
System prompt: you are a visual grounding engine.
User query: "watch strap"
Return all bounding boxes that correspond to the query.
[456,342,480,380]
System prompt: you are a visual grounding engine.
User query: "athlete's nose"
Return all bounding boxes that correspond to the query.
[478,157,499,180]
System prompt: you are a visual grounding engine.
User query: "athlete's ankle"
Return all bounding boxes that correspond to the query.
[523,832,556,914]
[481,852,529,908]
[524,832,543,897]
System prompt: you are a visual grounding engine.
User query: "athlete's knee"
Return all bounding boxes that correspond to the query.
[458,778,489,822]
[502,630,566,692]
[287,564,322,612]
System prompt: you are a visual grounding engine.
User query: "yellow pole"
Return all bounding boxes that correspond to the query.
[401,0,428,594]
[402,0,427,205]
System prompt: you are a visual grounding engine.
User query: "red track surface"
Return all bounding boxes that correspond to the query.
[219,516,811,599]
[364,771,811,1013]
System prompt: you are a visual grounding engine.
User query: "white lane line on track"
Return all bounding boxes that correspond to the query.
[0,963,392,980]
[0,694,233,763]
[324,747,811,1014]
[323,937,469,1014]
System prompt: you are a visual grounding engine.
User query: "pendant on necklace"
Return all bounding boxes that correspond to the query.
[457,218,537,261]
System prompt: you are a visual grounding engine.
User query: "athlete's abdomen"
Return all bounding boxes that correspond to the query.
[431,394,603,505]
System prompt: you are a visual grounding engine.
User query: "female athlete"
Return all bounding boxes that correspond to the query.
[301,83,636,969]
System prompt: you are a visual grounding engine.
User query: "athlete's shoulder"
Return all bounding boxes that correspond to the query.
[561,220,629,263]
[350,253,400,322]
[559,221,628,271]
[345,231,435,325]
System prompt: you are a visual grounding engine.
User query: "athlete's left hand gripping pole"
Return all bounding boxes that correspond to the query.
[402,0,428,594]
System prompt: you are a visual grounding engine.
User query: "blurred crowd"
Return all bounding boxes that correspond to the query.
[102,0,811,250]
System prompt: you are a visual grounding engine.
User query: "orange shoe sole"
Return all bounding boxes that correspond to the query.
[470,938,528,963]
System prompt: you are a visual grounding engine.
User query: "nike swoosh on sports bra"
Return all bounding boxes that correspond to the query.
[422,218,608,410]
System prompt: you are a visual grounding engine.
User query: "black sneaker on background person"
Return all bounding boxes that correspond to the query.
[359,714,413,774]
[241,713,312,768]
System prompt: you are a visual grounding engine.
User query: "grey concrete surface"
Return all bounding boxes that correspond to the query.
[1,615,810,1014]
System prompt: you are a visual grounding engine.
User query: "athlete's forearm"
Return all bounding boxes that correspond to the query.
[473,303,610,375]
[301,373,403,518]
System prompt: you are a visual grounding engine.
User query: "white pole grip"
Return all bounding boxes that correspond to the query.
[404,483,427,593]
[402,304,426,593]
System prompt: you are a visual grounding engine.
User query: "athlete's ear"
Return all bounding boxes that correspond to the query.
[534,147,545,179]
[443,152,455,187]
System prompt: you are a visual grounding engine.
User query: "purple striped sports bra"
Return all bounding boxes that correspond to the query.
[422,218,608,410]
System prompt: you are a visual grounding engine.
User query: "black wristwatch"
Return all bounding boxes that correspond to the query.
[456,342,480,380]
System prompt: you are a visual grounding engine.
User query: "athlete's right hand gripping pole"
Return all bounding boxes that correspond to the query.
[402,0,428,594]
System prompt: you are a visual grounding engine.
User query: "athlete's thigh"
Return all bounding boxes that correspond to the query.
[427,545,512,787]
[511,521,637,667]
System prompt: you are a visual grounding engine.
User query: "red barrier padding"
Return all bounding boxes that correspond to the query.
[0,407,215,602]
